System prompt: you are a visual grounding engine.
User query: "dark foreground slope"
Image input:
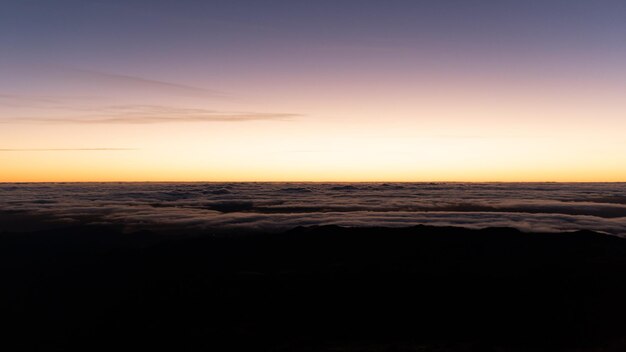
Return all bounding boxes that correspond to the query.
[2,225,626,351]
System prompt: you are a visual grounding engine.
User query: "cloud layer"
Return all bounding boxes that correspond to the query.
[1,183,626,235]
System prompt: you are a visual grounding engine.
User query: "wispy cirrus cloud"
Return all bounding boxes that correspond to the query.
[58,67,228,98]
[0,94,62,105]
[2,65,228,99]
[25,114,297,124]
[1,104,302,124]
[1,66,301,124]
[0,148,137,152]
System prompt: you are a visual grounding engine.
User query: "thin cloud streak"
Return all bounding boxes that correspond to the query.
[50,66,229,98]
[0,94,62,104]
[0,148,138,152]
[1,104,302,124]
[11,114,299,124]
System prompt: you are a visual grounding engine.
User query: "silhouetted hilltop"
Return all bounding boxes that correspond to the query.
[3,225,626,351]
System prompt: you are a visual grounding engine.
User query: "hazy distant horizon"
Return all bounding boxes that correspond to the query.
[3,181,626,184]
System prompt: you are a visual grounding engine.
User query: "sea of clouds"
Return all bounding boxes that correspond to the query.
[2,182,626,235]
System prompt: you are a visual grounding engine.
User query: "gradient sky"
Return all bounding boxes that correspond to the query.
[2,0,626,182]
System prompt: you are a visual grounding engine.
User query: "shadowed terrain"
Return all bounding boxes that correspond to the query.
[3,225,626,351]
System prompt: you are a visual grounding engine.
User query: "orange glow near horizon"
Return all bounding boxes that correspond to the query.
[2,115,626,182]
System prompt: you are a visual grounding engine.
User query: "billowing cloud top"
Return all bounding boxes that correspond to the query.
[1,183,626,235]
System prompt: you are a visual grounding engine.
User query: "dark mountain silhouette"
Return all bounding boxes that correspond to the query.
[3,225,626,351]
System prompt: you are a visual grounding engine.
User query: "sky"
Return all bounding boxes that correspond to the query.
[1,0,626,182]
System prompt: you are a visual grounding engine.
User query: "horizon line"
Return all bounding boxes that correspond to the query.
[2,180,626,184]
